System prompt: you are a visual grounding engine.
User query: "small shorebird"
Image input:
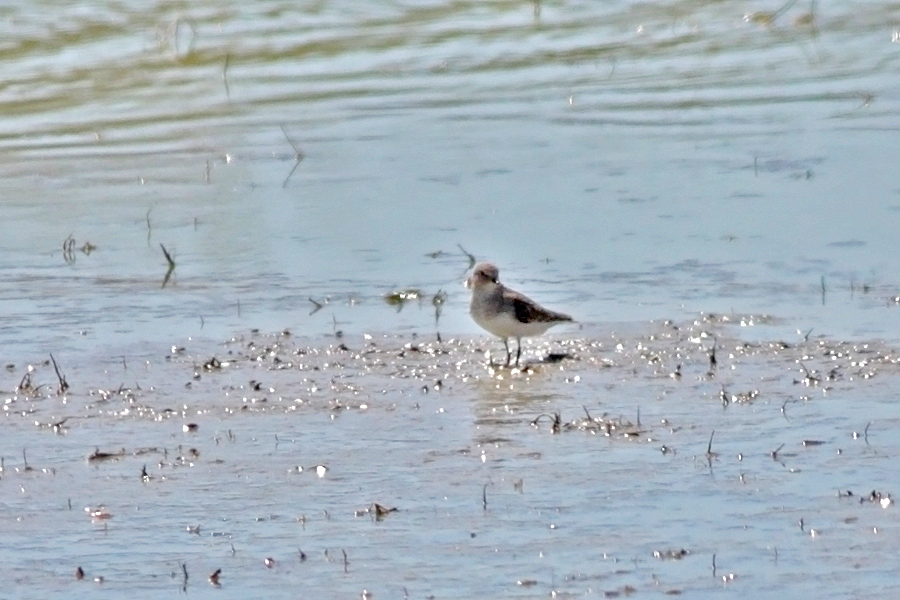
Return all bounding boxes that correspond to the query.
[467,262,573,367]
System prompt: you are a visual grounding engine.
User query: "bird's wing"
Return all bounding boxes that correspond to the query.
[509,290,571,324]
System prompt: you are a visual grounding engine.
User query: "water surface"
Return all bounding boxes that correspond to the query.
[2,1,900,597]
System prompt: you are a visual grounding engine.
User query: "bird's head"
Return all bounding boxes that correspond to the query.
[466,262,500,289]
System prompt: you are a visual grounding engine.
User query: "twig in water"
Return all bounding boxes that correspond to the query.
[222,52,231,101]
[172,18,197,58]
[530,412,562,433]
[280,125,305,188]
[309,297,323,315]
[17,372,33,394]
[772,0,800,20]
[62,235,76,264]
[160,244,176,288]
[146,208,152,246]
[821,275,826,305]
[49,353,69,394]
[864,421,871,445]
[482,483,488,511]
[457,244,476,270]
[704,430,719,469]
[770,443,785,461]
[160,244,175,268]
[342,549,348,573]
[746,0,799,25]
[712,553,717,577]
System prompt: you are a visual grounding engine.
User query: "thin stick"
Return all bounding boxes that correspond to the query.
[771,0,799,20]
[223,52,231,100]
[62,234,76,264]
[161,244,175,268]
[160,244,176,288]
[280,125,305,188]
[771,443,785,460]
[49,353,69,394]
[457,244,476,269]
[173,19,196,58]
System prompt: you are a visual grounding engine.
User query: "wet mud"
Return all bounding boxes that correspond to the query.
[3,314,900,598]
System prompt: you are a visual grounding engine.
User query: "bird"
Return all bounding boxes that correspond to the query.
[467,262,572,367]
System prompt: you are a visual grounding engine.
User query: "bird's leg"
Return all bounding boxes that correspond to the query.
[515,337,522,367]
[503,338,512,367]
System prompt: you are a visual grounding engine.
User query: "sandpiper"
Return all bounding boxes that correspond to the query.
[467,262,573,367]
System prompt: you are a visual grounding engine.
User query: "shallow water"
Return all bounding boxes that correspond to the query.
[3,0,900,357]
[3,0,900,597]
[5,319,900,598]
